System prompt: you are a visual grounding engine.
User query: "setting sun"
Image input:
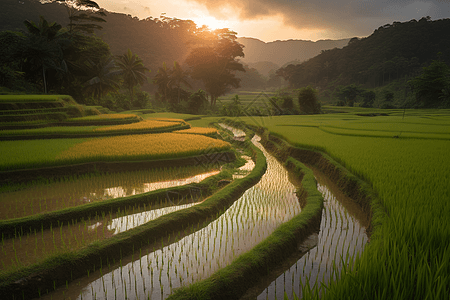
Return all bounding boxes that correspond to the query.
[192,15,231,30]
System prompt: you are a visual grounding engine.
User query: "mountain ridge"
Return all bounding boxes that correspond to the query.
[237,36,351,67]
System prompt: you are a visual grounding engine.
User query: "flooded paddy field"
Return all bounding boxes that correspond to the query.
[2,123,372,300]
[0,166,219,219]
[253,170,369,300]
[38,135,302,300]
[0,167,220,271]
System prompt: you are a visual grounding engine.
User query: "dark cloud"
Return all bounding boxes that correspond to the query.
[190,0,450,36]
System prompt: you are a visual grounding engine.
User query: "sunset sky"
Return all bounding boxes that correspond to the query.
[95,0,450,42]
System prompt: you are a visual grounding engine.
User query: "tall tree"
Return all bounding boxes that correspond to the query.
[153,62,171,102]
[168,61,192,104]
[83,56,121,100]
[185,29,245,108]
[21,16,70,93]
[408,59,450,108]
[298,86,321,114]
[115,49,150,103]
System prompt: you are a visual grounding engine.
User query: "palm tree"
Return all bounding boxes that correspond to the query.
[83,57,121,100]
[22,16,70,93]
[153,62,171,102]
[115,49,149,103]
[168,61,192,104]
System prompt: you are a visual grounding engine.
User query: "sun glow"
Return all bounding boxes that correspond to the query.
[192,16,231,30]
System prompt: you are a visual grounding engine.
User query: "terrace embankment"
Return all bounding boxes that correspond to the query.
[0,151,235,186]
[166,128,323,300]
[0,140,266,300]
[169,121,374,300]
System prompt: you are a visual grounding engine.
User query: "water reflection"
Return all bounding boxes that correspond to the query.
[0,167,219,219]
[40,135,302,300]
[256,172,369,300]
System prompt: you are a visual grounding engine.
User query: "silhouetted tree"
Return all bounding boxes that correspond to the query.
[83,56,120,100]
[115,49,150,103]
[298,86,321,114]
[153,62,171,102]
[168,61,191,104]
[187,89,208,114]
[408,59,450,108]
[21,16,70,93]
[185,29,245,108]
[336,84,364,106]
[361,90,376,107]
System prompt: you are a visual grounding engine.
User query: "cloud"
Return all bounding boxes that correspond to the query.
[189,0,450,36]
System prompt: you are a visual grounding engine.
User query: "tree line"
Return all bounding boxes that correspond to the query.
[0,0,250,113]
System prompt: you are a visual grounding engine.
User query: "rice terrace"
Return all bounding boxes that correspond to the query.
[1,1,450,299]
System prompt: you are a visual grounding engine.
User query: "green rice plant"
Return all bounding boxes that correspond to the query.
[235,111,450,300]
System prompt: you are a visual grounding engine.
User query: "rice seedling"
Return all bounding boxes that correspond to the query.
[38,134,302,300]
[258,173,369,300]
[0,166,221,271]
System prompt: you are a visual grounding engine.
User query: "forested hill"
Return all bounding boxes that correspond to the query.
[277,17,450,90]
[1,0,350,78]
[0,0,205,75]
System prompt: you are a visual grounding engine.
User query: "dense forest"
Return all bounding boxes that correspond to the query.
[277,17,450,108]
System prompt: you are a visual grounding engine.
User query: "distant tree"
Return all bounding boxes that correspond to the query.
[298,86,321,114]
[153,62,171,102]
[185,29,245,108]
[115,49,150,103]
[187,89,208,114]
[82,56,120,100]
[336,84,364,107]
[361,90,376,107]
[380,91,396,109]
[408,59,450,108]
[168,61,192,104]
